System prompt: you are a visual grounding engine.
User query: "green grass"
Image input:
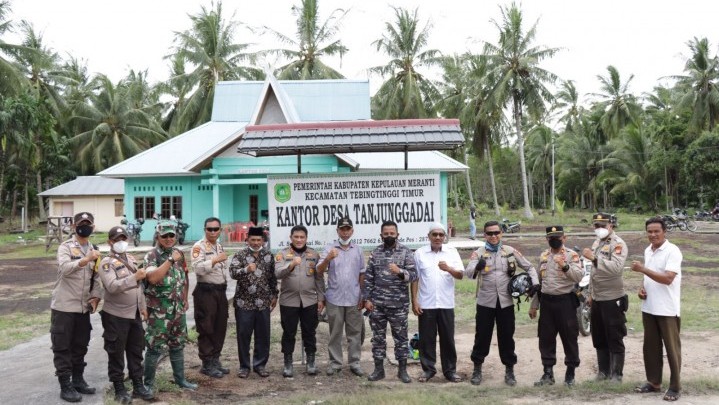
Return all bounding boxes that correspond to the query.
[0,311,50,350]
[0,231,108,260]
[623,284,719,333]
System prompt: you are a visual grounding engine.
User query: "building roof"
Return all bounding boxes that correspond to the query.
[337,151,469,173]
[38,176,124,196]
[237,119,465,156]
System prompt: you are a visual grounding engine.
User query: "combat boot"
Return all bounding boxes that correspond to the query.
[504,364,517,386]
[609,353,625,383]
[367,358,385,381]
[143,348,161,395]
[200,359,223,378]
[470,363,483,385]
[306,352,318,376]
[596,349,610,381]
[564,366,576,387]
[397,359,411,383]
[71,370,95,395]
[58,375,82,403]
[214,356,230,375]
[283,353,294,378]
[112,380,132,404]
[170,348,198,390]
[131,377,154,400]
[534,365,555,386]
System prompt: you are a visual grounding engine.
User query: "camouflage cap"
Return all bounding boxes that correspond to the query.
[157,220,176,236]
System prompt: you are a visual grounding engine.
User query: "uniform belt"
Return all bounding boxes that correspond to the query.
[196,282,227,291]
[540,292,574,302]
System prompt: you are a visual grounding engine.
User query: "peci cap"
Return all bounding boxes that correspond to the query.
[248,226,264,237]
[74,212,94,225]
[337,216,353,229]
[428,222,446,233]
[592,212,611,224]
[546,225,564,236]
[108,226,127,241]
[156,220,176,236]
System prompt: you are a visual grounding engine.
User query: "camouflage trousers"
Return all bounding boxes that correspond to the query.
[145,311,187,350]
[369,304,409,360]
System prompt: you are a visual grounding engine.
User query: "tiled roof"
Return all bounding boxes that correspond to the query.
[38,176,124,196]
[237,119,465,156]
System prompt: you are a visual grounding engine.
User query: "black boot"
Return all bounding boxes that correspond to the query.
[367,358,385,381]
[170,348,198,390]
[397,359,411,383]
[214,356,230,375]
[132,377,154,400]
[470,363,483,386]
[564,366,576,386]
[72,368,96,395]
[609,353,625,383]
[596,349,610,381]
[200,359,223,379]
[534,365,555,386]
[505,364,517,386]
[283,353,294,378]
[58,375,82,403]
[113,380,132,404]
[306,352,318,376]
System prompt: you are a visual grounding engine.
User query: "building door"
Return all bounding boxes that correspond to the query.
[249,195,258,225]
[54,201,74,216]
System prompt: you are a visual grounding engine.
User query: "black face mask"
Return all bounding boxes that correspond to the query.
[76,224,93,238]
[547,238,563,249]
[291,244,307,254]
[382,236,397,248]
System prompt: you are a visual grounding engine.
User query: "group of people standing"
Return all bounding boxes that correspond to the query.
[49,211,684,403]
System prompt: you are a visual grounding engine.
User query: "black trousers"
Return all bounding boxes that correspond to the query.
[471,300,517,366]
[418,308,457,377]
[280,304,318,355]
[538,294,580,367]
[193,283,228,361]
[591,298,627,354]
[100,310,145,382]
[235,307,271,370]
[50,310,92,377]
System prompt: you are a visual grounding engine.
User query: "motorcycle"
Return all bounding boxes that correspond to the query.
[120,218,145,247]
[573,246,592,337]
[500,218,521,233]
[175,219,189,245]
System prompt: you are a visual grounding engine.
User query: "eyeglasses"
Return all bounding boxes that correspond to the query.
[593,223,607,229]
[485,231,501,236]
[160,233,176,239]
[205,227,221,232]
[430,232,445,238]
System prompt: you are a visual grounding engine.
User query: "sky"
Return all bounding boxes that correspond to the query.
[6,0,719,106]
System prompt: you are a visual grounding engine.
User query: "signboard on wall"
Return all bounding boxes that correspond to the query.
[267,171,441,250]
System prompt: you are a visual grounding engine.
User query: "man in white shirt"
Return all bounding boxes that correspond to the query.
[631,217,683,402]
[411,223,464,383]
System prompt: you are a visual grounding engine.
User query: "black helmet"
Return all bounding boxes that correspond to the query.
[508,273,531,298]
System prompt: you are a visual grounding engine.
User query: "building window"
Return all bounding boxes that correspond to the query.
[134,196,155,220]
[249,195,258,225]
[114,199,124,217]
[161,196,182,219]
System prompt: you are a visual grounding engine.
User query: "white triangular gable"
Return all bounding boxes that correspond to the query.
[248,74,300,125]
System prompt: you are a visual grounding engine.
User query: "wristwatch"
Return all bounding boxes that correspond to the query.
[561,264,570,272]
[168,257,176,265]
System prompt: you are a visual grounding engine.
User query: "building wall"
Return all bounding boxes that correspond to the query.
[48,195,124,232]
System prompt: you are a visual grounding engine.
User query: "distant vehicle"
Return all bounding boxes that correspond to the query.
[500,218,521,233]
[573,246,592,337]
[121,218,145,247]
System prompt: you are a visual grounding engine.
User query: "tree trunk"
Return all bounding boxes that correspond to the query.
[463,148,474,207]
[485,137,501,216]
[36,172,47,221]
[10,189,18,225]
[513,96,533,219]
[452,175,460,210]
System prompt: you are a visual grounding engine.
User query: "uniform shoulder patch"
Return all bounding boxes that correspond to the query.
[275,253,283,261]
[192,246,201,258]
[614,245,623,254]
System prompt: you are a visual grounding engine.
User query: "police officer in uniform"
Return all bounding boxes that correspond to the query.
[529,226,584,386]
[363,220,417,383]
[51,212,102,402]
[275,225,325,377]
[191,217,230,378]
[143,221,197,393]
[99,226,153,403]
[464,220,539,386]
[582,213,628,382]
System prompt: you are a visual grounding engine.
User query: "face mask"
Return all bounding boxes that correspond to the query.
[113,240,129,254]
[249,245,262,253]
[339,238,351,246]
[548,238,563,249]
[76,224,93,237]
[595,228,610,240]
[382,236,397,248]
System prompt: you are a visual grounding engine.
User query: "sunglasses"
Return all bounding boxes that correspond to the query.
[485,231,501,236]
[160,233,176,239]
[205,227,221,232]
[430,232,446,237]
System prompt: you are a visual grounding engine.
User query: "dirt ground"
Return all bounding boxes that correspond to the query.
[1,231,718,403]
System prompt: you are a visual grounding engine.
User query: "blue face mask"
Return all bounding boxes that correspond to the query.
[485,241,501,252]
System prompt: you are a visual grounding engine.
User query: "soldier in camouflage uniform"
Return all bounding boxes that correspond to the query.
[582,212,629,382]
[529,226,584,387]
[143,221,197,393]
[229,226,278,378]
[363,220,417,383]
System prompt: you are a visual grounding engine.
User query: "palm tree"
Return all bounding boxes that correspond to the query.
[68,75,167,174]
[370,7,442,119]
[482,2,560,219]
[590,65,639,141]
[0,0,28,96]
[168,1,263,133]
[260,0,348,80]
[525,124,556,207]
[556,116,605,210]
[157,54,194,136]
[673,37,719,132]
[553,80,581,132]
